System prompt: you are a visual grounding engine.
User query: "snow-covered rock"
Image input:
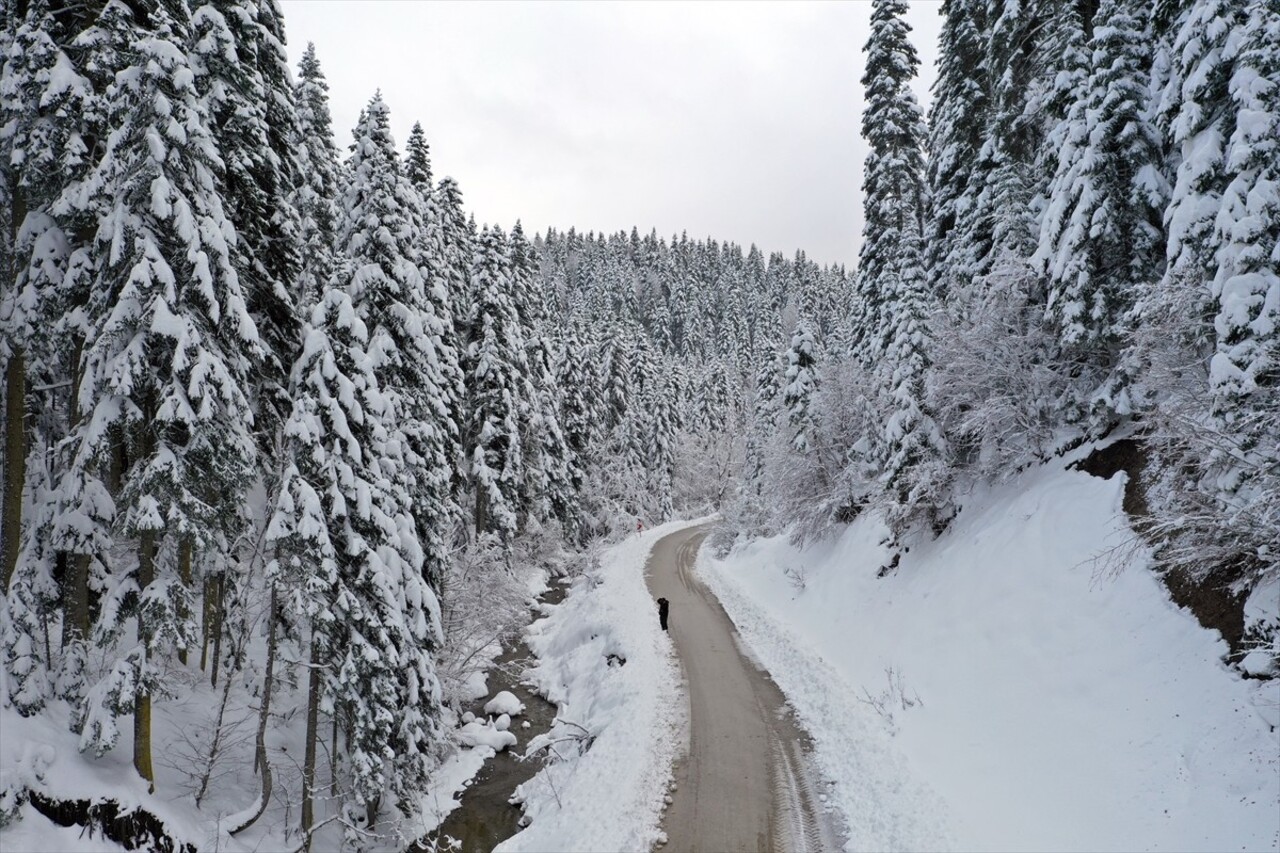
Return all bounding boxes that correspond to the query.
[483,690,525,717]
[458,720,517,752]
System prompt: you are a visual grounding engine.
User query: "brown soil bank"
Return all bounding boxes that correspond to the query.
[1072,436,1249,661]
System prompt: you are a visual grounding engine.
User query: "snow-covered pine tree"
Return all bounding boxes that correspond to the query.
[854,0,930,365]
[1201,0,1280,582]
[554,324,598,540]
[341,94,456,598]
[292,42,341,311]
[923,0,989,300]
[406,121,433,194]
[67,0,262,792]
[782,320,820,454]
[858,0,949,532]
[1037,0,1165,426]
[466,225,526,546]
[189,0,303,427]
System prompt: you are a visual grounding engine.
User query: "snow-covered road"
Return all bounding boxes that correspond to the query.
[645,525,842,852]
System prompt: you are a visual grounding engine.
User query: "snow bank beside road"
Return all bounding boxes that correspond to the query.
[497,518,708,853]
[701,460,1280,852]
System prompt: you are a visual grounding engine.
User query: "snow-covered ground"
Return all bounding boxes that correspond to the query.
[496,517,710,853]
[0,562,551,853]
[700,454,1280,852]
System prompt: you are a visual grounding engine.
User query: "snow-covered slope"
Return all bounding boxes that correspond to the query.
[701,458,1280,852]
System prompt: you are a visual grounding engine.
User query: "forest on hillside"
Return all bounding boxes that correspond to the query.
[1,0,1276,849]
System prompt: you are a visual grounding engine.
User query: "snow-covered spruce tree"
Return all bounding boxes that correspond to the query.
[403,118,464,583]
[267,281,443,840]
[190,0,302,424]
[923,0,989,300]
[853,0,930,365]
[963,0,1047,282]
[1,0,100,600]
[508,222,578,534]
[405,121,433,195]
[646,371,681,522]
[435,175,474,509]
[287,93,449,832]
[1138,0,1280,590]
[292,42,342,311]
[466,225,526,547]
[877,250,951,533]
[552,323,600,540]
[858,0,949,533]
[677,358,740,513]
[1156,0,1246,299]
[1205,0,1279,574]
[925,1,1088,476]
[782,320,820,455]
[341,94,456,599]
[740,346,782,532]
[1036,0,1165,428]
[0,1,46,593]
[187,0,304,696]
[65,0,261,793]
[0,0,100,707]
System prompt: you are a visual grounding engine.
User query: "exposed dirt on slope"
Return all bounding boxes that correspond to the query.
[1072,437,1248,657]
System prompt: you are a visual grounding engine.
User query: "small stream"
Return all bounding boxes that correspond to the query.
[410,582,567,853]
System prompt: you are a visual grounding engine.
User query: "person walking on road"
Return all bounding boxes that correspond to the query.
[657,597,670,631]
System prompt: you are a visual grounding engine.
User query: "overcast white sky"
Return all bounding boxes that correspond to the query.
[279,1,943,268]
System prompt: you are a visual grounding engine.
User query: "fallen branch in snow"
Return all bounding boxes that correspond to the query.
[857,667,922,730]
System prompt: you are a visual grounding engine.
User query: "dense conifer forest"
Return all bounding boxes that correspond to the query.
[1,0,1275,849]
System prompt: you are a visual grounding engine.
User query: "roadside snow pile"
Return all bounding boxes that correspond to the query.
[701,456,1280,853]
[483,691,526,717]
[495,518,710,853]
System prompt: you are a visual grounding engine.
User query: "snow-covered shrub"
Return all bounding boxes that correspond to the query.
[930,259,1073,481]
[436,535,537,708]
[1130,269,1280,592]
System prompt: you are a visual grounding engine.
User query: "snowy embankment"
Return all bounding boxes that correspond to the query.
[496,518,709,853]
[701,454,1280,853]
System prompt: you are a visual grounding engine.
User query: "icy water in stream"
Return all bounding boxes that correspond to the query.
[410,582,567,853]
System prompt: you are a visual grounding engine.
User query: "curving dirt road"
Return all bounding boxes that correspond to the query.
[645,525,843,853]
